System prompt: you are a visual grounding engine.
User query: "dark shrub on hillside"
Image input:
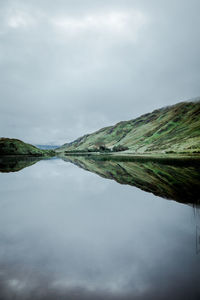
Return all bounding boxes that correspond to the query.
[99,145,111,152]
[113,145,129,152]
[88,148,99,152]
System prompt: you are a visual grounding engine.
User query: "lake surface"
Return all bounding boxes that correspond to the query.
[0,157,200,299]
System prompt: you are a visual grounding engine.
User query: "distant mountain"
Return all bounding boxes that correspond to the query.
[0,138,55,157]
[58,101,200,154]
[36,145,59,150]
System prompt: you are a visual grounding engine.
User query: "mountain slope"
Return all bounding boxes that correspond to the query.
[58,101,200,154]
[0,138,55,156]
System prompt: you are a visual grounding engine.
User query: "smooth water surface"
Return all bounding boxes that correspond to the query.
[0,158,199,299]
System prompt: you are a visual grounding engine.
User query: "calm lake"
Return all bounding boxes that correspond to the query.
[0,156,200,299]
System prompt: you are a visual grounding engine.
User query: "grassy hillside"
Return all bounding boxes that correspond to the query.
[58,101,200,154]
[0,138,55,157]
[62,155,200,205]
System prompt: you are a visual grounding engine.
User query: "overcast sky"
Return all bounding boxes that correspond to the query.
[0,0,200,145]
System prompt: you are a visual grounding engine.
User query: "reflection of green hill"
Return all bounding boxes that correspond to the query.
[62,155,200,205]
[0,157,41,173]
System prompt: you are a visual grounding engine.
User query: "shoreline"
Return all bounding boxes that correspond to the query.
[59,152,200,166]
[60,151,200,158]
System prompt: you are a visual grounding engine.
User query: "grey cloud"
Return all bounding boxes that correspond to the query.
[0,0,200,144]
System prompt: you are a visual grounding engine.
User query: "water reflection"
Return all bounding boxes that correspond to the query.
[194,206,200,254]
[61,154,200,205]
[1,155,200,205]
[0,156,41,173]
[0,157,199,299]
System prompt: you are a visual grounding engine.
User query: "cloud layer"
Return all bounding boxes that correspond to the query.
[0,0,200,144]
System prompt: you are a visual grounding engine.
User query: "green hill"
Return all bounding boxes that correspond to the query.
[0,138,55,157]
[58,101,200,154]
